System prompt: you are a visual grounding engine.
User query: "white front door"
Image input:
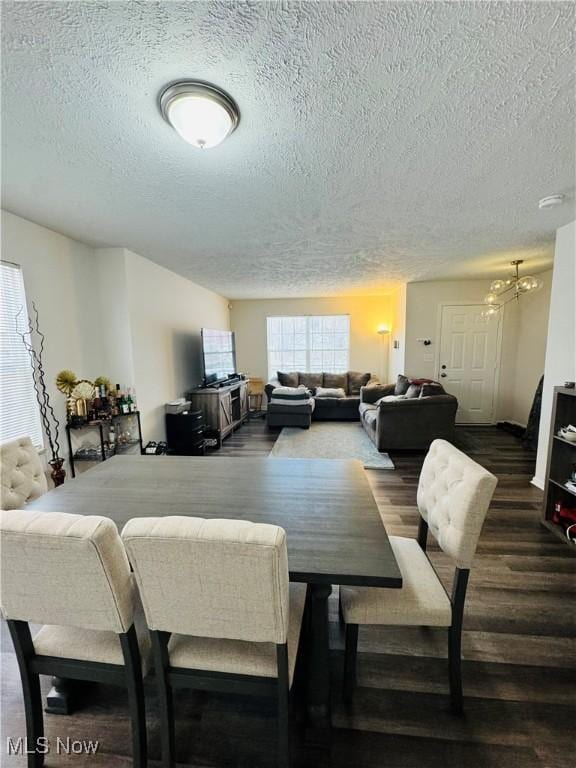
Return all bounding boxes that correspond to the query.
[438,305,501,424]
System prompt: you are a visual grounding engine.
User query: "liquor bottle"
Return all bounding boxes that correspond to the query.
[109,387,117,417]
[130,388,137,413]
[109,424,116,452]
[92,389,101,420]
[111,384,120,417]
[100,385,110,419]
[121,389,129,415]
[126,388,134,413]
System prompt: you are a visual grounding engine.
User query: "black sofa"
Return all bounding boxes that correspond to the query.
[265,371,379,422]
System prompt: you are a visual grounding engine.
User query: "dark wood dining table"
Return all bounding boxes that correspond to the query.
[27,454,402,736]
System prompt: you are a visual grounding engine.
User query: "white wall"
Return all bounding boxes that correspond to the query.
[230,295,392,385]
[404,277,551,424]
[509,271,552,426]
[388,284,406,383]
[534,221,576,487]
[1,210,105,465]
[405,279,513,420]
[95,248,135,388]
[124,250,230,440]
[1,210,231,459]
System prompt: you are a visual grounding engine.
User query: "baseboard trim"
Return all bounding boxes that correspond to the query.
[531,476,544,490]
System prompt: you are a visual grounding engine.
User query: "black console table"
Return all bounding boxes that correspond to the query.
[65,411,143,477]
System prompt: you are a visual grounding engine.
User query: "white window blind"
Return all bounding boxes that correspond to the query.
[0,263,44,448]
[266,315,350,380]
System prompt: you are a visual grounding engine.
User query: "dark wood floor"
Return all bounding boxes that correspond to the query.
[2,422,575,767]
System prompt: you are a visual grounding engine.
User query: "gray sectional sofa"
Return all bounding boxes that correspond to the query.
[265,371,378,423]
[359,379,458,451]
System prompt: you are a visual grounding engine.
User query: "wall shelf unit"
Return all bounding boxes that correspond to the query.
[541,386,576,548]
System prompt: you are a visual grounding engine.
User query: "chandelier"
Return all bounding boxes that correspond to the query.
[482,260,543,317]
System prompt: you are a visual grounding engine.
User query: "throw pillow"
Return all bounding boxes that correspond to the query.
[405,383,422,399]
[277,371,298,388]
[316,387,346,398]
[395,374,410,395]
[298,373,323,393]
[323,372,348,391]
[410,377,437,386]
[375,395,407,405]
[420,383,443,397]
[269,386,313,407]
[348,371,371,395]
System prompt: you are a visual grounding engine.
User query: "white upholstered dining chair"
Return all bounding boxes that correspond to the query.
[340,439,498,713]
[1,436,48,510]
[122,516,308,768]
[0,509,149,768]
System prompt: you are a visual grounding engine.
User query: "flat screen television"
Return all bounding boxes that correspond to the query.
[201,328,237,386]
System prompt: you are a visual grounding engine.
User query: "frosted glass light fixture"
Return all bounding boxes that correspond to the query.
[160,81,239,149]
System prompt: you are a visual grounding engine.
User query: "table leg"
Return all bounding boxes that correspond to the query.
[306,582,333,742]
[45,676,72,715]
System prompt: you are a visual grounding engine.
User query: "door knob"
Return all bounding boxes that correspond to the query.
[441,373,447,378]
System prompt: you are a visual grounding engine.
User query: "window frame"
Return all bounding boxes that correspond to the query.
[0,261,44,449]
[266,314,350,380]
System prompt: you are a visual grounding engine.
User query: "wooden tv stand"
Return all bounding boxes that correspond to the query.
[188,380,248,447]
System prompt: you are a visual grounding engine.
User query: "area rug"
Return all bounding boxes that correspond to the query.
[269,422,395,470]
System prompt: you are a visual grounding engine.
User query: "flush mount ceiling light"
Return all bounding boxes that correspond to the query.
[159,81,239,149]
[482,260,544,317]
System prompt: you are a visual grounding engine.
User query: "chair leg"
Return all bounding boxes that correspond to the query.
[276,644,290,768]
[150,631,175,768]
[7,621,44,768]
[448,568,469,716]
[277,682,290,768]
[338,594,343,625]
[23,673,44,768]
[120,627,147,768]
[343,623,359,710]
[448,626,463,715]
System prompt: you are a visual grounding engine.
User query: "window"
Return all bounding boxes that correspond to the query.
[266,315,350,379]
[0,263,43,447]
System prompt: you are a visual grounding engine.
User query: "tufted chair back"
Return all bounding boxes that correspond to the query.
[0,436,48,510]
[417,439,497,569]
[122,516,290,644]
[0,509,135,633]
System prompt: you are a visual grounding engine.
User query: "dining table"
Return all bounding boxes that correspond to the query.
[26,454,402,738]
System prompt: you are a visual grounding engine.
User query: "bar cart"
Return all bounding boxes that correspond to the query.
[66,411,143,478]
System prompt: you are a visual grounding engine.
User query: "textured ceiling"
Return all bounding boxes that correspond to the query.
[1,1,575,299]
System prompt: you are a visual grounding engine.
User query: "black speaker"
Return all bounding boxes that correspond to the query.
[165,411,205,455]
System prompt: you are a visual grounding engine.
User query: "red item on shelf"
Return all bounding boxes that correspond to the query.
[552,501,576,529]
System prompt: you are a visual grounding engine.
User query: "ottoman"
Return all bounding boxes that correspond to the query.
[266,402,313,429]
